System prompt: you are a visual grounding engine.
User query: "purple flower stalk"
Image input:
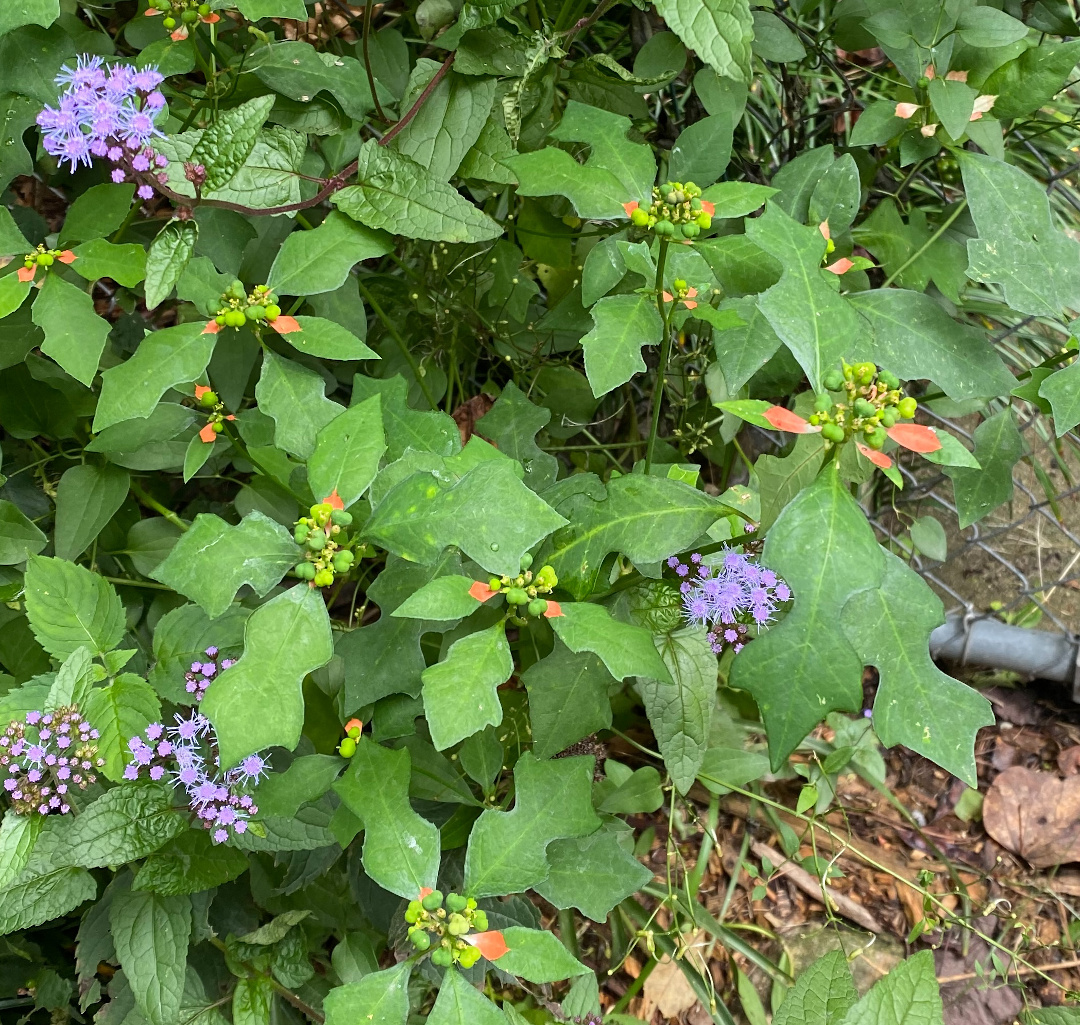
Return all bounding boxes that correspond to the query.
[37,55,168,195]
[1,705,103,817]
[666,552,792,655]
[183,646,236,703]
[125,706,266,844]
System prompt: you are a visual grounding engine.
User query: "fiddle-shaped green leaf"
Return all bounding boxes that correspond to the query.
[581,293,664,398]
[32,272,111,386]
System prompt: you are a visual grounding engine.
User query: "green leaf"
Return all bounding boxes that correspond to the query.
[366,459,567,578]
[581,293,664,398]
[534,829,652,922]
[807,153,860,233]
[496,927,590,982]
[144,220,198,311]
[463,752,600,898]
[921,429,980,469]
[637,627,713,793]
[551,603,672,683]
[542,473,722,599]
[332,141,502,243]
[190,95,276,191]
[392,575,484,621]
[70,239,147,288]
[745,204,871,390]
[0,866,96,935]
[849,99,906,147]
[308,395,385,508]
[654,0,754,83]
[0,0,59,35]
[267,212,392,297]
[751,9,806,62]
[983,39,1080,120]
[255,350,345,459]
[909,515,948,561]
[94,322,217,432]
[773,951,857,1025]
[152,511,298,618]
[0,273,31,320]
[523,642,614,759]
[133,830,248,896]
[239,909,311,945]
[232,976,274,1025]
[757,433,826,532]
[248,40,373,121]
[333,738,441,898]
[842,553,993,786]
[928,78,977,140]
[392,60,496,181]
[956,5,1028,47]
[427,968,504,1025]
[422,622,512,750]
[353,374,460,462]
[65,783,186,868]
[1039,358,1080,436]
[85,675,161,782]
[284,316,378,360]
[0,499,47,565]
[848,289,1014,401]
[53,463,130,562]
[696,746,770,794]
[943,408,1023,528]
[730,466,886,769]
[840,950,942,1025]
[1022,1011,1080,1025]
[475,381,558,492]
[109,887,191,1025]
[709,300,782,394]
[31,272,111,386]
[45,646,97,711]
[0,206,30,255]
[24,556,125,660]
[960,152,1080,319]
[0,811,42,890]
[253,754,343,818]
[58,184,136,247]
[0,95,37,195]
[202,585,334,769]
[323,963,411,1025]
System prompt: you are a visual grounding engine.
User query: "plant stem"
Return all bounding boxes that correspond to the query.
[362,0,387,124]
[881,198,967,288]
[557,907,579,959]
[645,237,672,475]
[130,482,188,531]
[379,52,454,148]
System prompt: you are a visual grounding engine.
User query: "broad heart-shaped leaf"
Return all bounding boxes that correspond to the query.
[109,886,191,1025]
[31,272,111,386]
[534,828,652,922]
[392,60,496,181]
[85,675,161,782]
[848,288,1014,401]
[960,152,1080,320]
[152,511,298,618]
[190,94,275,192]
[730,466,886,769]
[24,556,125,660]
[746,204,872,391]
[1039,358,1080,437]
[927,77,977,141]
[0,866,96,935]
[267,211,392,297]
[202,585,334,769]
[284,317,378,360]
[636,626,713,793]
[94,322,217,432]
[581,293,664,398]
[308,395,385,509]
[475,381,558,492]
[353,374,461,462]
[654,0,754,83]
[132,830,248,896]
[144,220,197,311]
[323,963,411,1025]
[523,641,614,759]
[840,949,943,1025]
[495,927,590,983]
[53,463,129,561]
[772,950,857,1025]
[427,967,503,1025]
[0,812,42,891]
[365,459,567,578]
[332,738,440,898]
[331,141,502,243]
[842,553,992,786]
[541,473,723,599]
[256,350,345,459]
[943,408,1024,528]
[0,499,47,565]
[551,603,672,683]
[247,39,373,120]
[422,622,512,750]
[463,752,600,899]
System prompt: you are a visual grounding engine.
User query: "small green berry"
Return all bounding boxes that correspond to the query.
[294,562,316,580]
[431,947,452,967]
[878,370,900,389]
[813,393,831,413]
[330,508,353,526]
[422,890,444,912]
[897,396,917,419]
[181,7,198,22]
[881,406,898,428]
[528,598,548,617]
[822,423,846,444]
[823,368,844,391]
[866,427,887,450]
[853,398,876,418]
[409,928,431,951]
[162,15,176,27]
[338,737,356,757]
[446,893,468,913]
[198,389,218,408]
[506,587,528,605]
[681,222,700,238]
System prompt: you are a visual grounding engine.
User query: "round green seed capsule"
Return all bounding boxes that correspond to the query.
[488,577,501,591]
[881,407,898,428]
[265,304,280,321]
[331,508,353,526]
[227,280,246,300]
[421,890,444,912]
[681,222,700,238]
[823,369,844,391]
[431,947,452,967]
[294,562,316,580]
[853,398,876,418]
[506,587,528,605]
[457,946,481,969]
[198,389,218,408]
[472,910,488,931]
[813,393,832,413]
[897,396,917,419]
[306,531,326,550]
[181,8,198,22]
[162,16,176,27]
[528,598,548,617]
[519,552,533,570]
[314,568,334,587]
[338,737,356,757]
[446,893,468,913]
[878,370,900,389]
[866,427,887,450]
[822,423,846,444]
[631,207,650,226]
[409,928,431,951]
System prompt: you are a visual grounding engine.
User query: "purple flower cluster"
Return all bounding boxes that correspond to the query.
[184,645,235,702]
[667,552,792,655]
[1,705,103,816]
[125,709,267,844]
[36,55,169,199]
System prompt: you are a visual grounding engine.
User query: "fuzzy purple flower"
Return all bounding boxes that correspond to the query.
[182,647,236,702]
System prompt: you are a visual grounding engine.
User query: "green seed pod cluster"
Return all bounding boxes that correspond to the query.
[336,718,363,758]
[292,502,355,589]
[214,283,282,329]
[630,180,712,239]
[487,554,558,623]
[22,245,66,271]
[150,0,212,30]
[809,361,918,449]
[404,890,488,968]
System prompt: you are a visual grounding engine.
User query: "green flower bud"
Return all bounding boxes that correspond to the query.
[211,421,223,434]
[822,423,846,444]
[506,587,528,605]
[312,569,333,587]
[446,893,468,913]
[854,362,876,385]
[897,396,917,419]
[405,901,422,922]
[528,598,548,617]
[809,413,820,426]
[534,565,557,590]
[813,393,832,414]
[488,577,501,591]
[823,368,844,391]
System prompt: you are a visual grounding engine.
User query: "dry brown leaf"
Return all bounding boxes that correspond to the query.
[639,931,708,1021]
[983,766,1080,868]
[452,393,495,446]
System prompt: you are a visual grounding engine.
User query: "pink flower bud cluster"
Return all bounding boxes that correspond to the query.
[1,705,103,817]
[183,645,235,702]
